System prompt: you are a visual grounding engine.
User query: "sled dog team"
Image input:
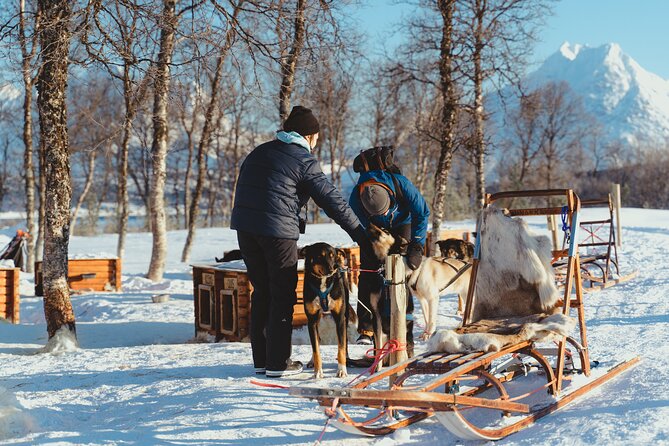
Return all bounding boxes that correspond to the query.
[231,105,473,378]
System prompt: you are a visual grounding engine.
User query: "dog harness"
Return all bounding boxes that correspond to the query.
[435,259,472,293]
[309,281,335,313]
[308,267,346,313]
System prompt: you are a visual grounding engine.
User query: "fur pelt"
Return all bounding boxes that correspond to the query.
[472,206,560,321]
[427,313,575,354]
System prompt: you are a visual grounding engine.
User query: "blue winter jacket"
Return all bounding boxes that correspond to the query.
[231,133,361,240]
[349,170,430,246]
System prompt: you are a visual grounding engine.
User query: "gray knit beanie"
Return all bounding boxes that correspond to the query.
[361,184,391,216]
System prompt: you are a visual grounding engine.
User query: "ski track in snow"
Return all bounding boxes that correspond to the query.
[1,209,668,445]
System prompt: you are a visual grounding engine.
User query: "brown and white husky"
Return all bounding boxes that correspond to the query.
[367,224,472,340]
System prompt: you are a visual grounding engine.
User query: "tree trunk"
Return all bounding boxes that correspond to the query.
[173,159,181,227]
[430,0,458,255]
[117,65,140,259]
[36,138,45,261]
[70,150,96,236]
[182,4,240,262]
[182,128,194,229]
[36,0,75,339]
[473,0,486,209]
[19,0,38,273]
[278,0,306,123]
[147,0,177,282]
[228,111,242,218]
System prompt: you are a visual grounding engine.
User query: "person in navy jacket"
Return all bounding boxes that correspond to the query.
[349,168,430,356]
[232,106,371,377]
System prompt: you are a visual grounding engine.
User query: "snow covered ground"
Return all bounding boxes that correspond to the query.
[1,208,668,445]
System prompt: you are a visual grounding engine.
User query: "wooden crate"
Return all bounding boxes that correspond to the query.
[34,258,122,296]
[425,229,472,256]
[192,263,308,342]
[0,268,20,323]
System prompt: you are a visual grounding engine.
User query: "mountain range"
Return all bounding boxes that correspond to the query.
[494,42,669,147]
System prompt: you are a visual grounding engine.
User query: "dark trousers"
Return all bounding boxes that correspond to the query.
[357,224,415,351]
[237,231,298,370]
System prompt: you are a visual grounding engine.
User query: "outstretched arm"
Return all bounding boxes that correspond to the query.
[396,175,430,246]
[300,158,362,238]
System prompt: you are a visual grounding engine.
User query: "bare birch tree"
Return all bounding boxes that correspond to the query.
[431,0,459,255]
[70,150,96,235]
[277,0,307,123]
[83,0,153,258]
[147,0,178,281]
[36,0,75,339]
[18,0,40,273]
[181,1,245,262]
[458,0,551,208]
[305,57,354,190]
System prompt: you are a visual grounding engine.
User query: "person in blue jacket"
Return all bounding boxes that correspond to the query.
[349,168,430,357]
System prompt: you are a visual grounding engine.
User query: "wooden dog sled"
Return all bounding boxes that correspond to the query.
[290,189,640,440]
[553,194,637,292]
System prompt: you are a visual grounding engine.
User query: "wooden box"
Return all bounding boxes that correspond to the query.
[0,268,20,323]
[425,229,472,256]
[34,258,122,296]
[192,263,307,342]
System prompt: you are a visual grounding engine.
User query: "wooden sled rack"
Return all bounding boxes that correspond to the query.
[290,189,640,440]
[553,194,637,292]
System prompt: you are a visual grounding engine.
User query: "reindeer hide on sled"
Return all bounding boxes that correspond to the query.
[428,206,574,354]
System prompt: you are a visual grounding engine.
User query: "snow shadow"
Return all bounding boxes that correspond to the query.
[0,321,193,353]
[2,364,353,445]
[76,321,194,349]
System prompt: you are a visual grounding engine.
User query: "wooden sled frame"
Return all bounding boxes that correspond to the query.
[290,189,640,440]
[553,194,637,292]
[575,195,637,292]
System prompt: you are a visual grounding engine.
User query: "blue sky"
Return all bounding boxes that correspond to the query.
[353,0,669,79]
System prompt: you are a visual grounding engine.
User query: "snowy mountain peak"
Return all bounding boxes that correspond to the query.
[527,42,669,145]
[558,41,582,60]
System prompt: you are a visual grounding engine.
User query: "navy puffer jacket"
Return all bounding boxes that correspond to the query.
[231,138,361,240]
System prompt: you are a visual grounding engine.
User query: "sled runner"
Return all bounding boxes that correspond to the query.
[289,189,640,440]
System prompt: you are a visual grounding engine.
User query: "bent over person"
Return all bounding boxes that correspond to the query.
[349,166,429,357]
[231,106,370,378]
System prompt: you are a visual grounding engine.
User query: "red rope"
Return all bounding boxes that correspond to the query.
[357,339,405,382]
[314,418,331,445]
[351,267,384,274]
[318,338,407,441]
[249,378,290,389]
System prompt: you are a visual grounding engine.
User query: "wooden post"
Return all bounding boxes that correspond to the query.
[387,254,407,386]
[610,183,622,247]
[547,215,559,250]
